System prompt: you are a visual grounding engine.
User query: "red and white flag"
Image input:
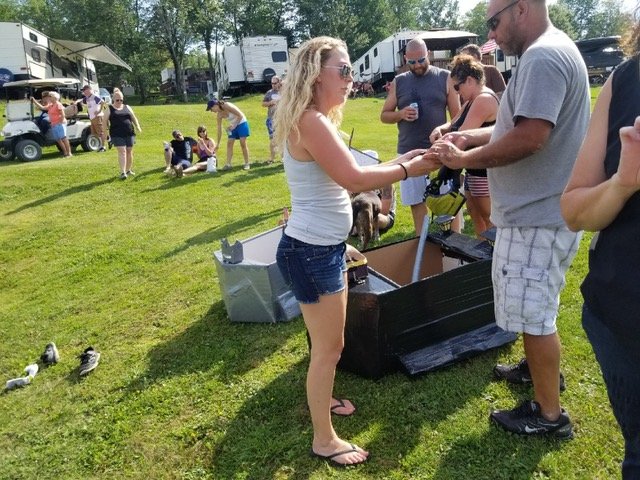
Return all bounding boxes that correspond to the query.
[480,39,497,54]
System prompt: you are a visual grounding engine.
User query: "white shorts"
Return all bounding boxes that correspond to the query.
[491,226,581,335]
[399,175,428,206]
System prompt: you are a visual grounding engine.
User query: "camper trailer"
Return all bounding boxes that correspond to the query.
[215,36,289,96]
[352,29,478,90]
[352,30,428,87]
[0,22,131,89]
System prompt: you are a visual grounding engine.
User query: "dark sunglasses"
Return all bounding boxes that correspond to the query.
[114,99,123,103]
[406,57,426,65]
[323,64,354,79]
[453,79,466,92]
[486,0,519,31]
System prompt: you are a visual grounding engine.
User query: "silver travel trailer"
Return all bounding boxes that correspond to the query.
[0,22,131,89]
[215,36,289,96]
[352,29,478,90]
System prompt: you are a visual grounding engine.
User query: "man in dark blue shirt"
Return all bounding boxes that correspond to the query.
[164,130,197,177]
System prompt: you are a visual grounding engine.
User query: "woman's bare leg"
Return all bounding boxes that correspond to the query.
[300,278,368,465]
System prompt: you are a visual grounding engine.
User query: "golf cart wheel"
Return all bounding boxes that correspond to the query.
[0,144,14,161]
[15,139,43,162]
[82,133,101,152]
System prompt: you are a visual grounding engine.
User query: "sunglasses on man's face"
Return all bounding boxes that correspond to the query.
[406,57,426,66]
[322,64,354,79]
[486,0,520,31]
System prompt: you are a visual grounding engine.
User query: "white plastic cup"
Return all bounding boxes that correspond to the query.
[206,156,217,173]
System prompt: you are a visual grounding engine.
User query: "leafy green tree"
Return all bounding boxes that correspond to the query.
[223,0,294,41]
[149,0,195,102]
[0,0,22,22]
[558,0,599,39]
[585,0,634,38]
[549,3,577,39]
[418,0,461,30]
[462,1,488,43]
[384,0,422,32]
[294,0,389,59]
[188,0,225,87]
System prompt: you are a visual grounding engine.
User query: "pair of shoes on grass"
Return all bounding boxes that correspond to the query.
[78,347,100,376]
[493,358,566,392]
[491,358,572,439]
[41,343,101,376]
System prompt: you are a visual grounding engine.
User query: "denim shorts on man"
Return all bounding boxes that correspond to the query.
[276,233,347,304]
[266,118,275,139]
[492,226,581,335]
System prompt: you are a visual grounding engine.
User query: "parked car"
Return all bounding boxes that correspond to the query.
[0,78,102,161]
[99,87,112,105]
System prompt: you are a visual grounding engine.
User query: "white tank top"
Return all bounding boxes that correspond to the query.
[283,144,352,245]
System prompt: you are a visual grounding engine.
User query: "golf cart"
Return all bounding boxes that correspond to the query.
[0,78,101,161]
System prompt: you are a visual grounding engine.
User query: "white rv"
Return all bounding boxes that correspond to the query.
[0,22,131,89]
[353,29,478,90]
[215,36,289,96]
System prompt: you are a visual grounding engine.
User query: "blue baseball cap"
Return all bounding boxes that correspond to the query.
[206,99,218,111]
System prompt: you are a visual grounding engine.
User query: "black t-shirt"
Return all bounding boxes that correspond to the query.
[170,136,196,161]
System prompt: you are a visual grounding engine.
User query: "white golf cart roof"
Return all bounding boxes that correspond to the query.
[3,78,81,88]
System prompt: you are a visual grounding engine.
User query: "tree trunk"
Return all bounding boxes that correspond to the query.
[204,35,216,88]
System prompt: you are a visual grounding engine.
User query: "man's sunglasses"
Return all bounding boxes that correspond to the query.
[486,0,520,31]
[406,57,426,65]
[323,64,354,79]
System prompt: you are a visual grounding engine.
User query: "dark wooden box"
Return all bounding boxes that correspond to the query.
[339,232,517,379]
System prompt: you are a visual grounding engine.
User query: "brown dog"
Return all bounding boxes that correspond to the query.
[351,191,381,250]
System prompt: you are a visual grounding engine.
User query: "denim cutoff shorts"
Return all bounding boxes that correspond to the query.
[276,233,347,304]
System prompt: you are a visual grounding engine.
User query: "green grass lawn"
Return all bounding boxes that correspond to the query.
[0,91,623,479]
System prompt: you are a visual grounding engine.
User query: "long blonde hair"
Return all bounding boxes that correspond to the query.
[273,36,348,150]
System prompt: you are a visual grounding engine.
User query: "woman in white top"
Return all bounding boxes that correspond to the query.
[206,98,251,170]
[273,36,439,467]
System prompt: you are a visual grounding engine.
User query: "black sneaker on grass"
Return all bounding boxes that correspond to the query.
[78,347,100,376]
[40,342,60,365]
[493,358,566,391]
[490,400,574,439]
